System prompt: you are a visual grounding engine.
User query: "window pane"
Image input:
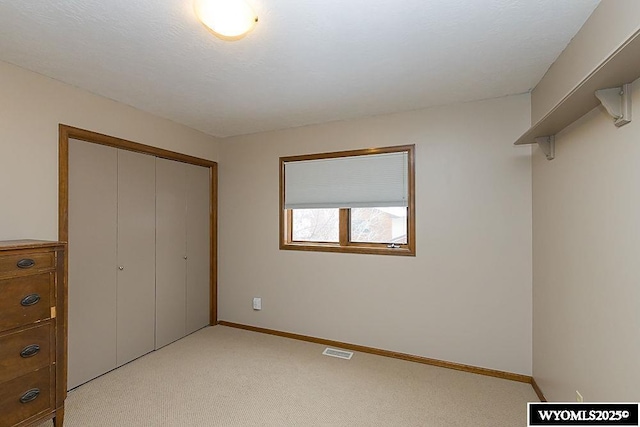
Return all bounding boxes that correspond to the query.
[292,209,339,242]
[350,207,407,244]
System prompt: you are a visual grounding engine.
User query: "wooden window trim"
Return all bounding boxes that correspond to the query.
[279,145,415,257]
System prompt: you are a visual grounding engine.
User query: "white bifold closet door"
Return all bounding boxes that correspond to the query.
[155,158,187,349]
[115,149,156,366]
[68,141,156,389]
[68,140,155,388]
[186,163,211,334]
[68,139,118,390]
[69,140,210,388]
[155,158,210,348]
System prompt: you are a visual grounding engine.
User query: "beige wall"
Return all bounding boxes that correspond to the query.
[0,61,219,241]
[531,0,640,124]
[219,94,533,375]
[532,77,640,401]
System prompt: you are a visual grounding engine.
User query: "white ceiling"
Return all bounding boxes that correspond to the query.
[0,0,600,138]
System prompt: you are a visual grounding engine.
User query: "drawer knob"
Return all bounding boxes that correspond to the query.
[17,258,35,269]
[19,388,40,404]
[20,294,41,306]
[20,344,41,358]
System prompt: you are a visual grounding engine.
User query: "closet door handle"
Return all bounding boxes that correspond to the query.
[21,294,41,306]
[17,258,35,269]
[183,256,187,260]
[19,388,40,404]
[119,266,124,271]
[20,344,41,358]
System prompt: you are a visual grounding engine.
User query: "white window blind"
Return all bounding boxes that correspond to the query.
[284,151,408,209]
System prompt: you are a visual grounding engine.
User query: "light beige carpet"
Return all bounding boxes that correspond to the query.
[38,325,537,426]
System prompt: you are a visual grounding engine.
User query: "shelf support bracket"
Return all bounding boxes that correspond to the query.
[595,83,632,127]
[535,136,555,161]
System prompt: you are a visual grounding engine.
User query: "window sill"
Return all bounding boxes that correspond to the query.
[280,242,415,257]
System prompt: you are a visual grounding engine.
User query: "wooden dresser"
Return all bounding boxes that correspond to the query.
[0,241,66,427]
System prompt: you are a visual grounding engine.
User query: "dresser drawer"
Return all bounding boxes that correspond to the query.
[0,323,51,384]
[0,252,55,277]
[0,367,52,427]
[0,273,52,332]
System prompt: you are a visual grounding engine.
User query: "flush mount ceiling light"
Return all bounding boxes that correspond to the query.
[194,0,258,41]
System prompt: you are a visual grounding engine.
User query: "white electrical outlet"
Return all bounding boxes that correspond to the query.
[576,390,584,402]
[253,297,262,310]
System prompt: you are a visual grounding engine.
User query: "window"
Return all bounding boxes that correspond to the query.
[291,208,339,242]
[280,145,415,256]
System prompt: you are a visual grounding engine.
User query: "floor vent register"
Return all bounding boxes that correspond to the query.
[322,348,354,360]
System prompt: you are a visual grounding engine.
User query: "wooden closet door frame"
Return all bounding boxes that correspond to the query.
[58,124,218,326]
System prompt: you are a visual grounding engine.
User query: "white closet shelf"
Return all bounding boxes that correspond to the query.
[514,29,640,159]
